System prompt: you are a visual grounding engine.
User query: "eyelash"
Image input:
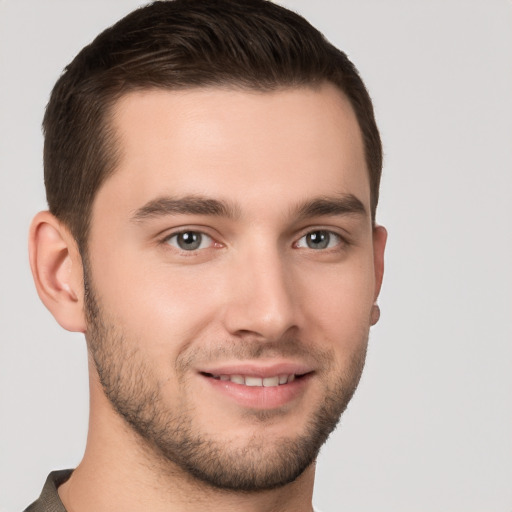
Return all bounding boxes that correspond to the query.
[294,230,348,251]
[160,228,349,253]
[162,230,218,252]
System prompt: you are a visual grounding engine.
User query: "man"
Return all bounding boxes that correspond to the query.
[26,0,386,510]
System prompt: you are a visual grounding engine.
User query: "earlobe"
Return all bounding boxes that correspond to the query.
[370,304,381,326]
[371,225,387,318]
[29,211,86,333]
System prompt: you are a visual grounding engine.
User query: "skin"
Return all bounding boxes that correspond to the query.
[29,83,386,512]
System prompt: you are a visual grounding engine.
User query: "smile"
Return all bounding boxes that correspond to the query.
[199,368,313,409]
[206,373,297,387]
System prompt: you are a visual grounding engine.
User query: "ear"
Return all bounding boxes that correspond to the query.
[29,211,86,332]
[372,225,387,302]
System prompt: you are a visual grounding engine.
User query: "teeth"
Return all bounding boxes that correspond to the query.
[263,376,279,387]
[245,376,263,387]
[211,373,297,387]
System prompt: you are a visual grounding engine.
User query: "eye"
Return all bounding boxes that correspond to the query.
[295,230,343,250]
[165,231,214,251]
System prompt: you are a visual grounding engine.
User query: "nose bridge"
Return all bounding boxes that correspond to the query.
[222,238,298,340]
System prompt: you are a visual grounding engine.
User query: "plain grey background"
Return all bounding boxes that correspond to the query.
[1,1,511,511]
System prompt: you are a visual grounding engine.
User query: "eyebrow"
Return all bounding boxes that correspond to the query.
[131,195,241,222]
[131,193,367,223]
[292,194,367,220]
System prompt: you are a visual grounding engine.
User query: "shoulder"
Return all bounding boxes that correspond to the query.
[23,470,72,512]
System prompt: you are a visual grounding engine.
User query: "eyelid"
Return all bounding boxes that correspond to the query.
[168,232,213,249]
[159,227,223,252]
[157,224,220,241]
[293,228,349,250]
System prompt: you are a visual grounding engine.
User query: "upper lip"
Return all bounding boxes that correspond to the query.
[198,361,314,378]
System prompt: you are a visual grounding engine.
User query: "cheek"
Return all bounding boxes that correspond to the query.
[296,257,375,346]
[89,249,224,359]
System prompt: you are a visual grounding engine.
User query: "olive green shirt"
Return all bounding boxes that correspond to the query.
[23,470,71,512]
[23,469,323,511]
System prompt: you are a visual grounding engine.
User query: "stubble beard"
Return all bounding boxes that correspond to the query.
[83,265,368,492]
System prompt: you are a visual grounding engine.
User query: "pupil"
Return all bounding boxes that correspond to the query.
[178,232,201,250]
[307,231,329,249]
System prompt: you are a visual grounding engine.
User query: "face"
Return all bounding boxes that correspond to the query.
[84,84,385,491]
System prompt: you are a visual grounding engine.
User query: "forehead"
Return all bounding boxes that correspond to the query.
[98,84,369,220]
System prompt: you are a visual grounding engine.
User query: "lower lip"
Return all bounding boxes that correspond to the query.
[200,373,312,410]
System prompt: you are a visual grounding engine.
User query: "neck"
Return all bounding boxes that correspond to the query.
[58,369,316,512]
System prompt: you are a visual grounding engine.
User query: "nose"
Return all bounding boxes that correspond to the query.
[221,244,299,341]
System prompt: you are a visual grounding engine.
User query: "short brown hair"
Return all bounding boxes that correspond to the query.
[43,0,382,250]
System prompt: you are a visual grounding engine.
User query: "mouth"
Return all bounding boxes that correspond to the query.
[198,365,313,410]
[201,372,301,387]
